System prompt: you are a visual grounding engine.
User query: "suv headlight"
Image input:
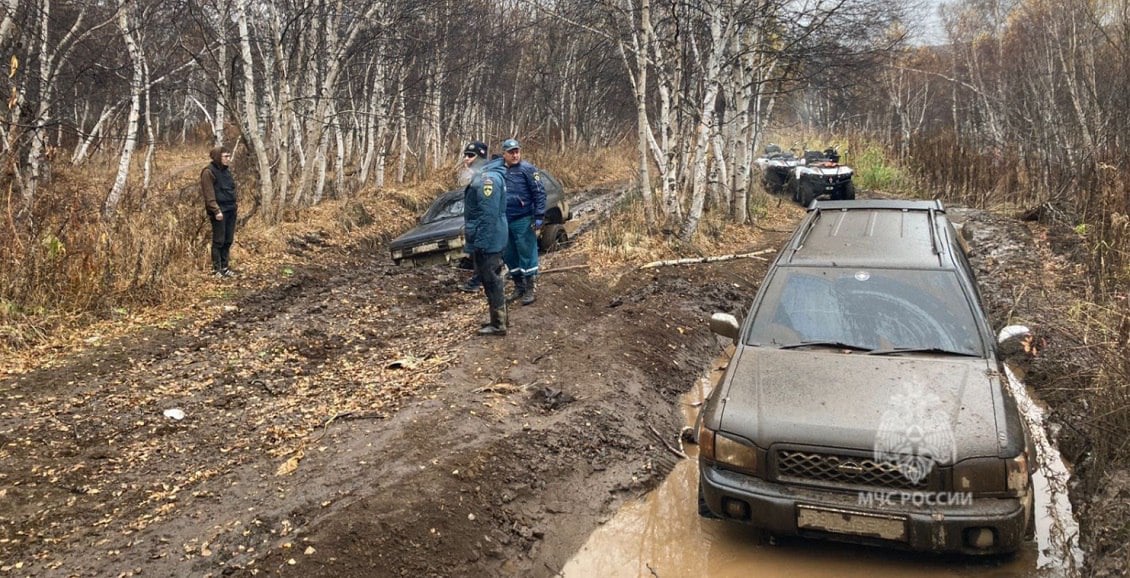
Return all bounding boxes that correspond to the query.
[953,453,1030,496]
[1006,452,1030,494]
[698,424,759,475]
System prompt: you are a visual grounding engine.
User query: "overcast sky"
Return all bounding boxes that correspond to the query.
[908,0,948,45]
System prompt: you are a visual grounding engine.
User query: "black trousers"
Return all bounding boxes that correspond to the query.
[210,207,237,271]
[471,249,504,312]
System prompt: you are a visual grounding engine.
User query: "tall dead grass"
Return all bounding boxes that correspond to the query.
[0,146,465,358]
[576,185,793,275]
[2,154,212,349]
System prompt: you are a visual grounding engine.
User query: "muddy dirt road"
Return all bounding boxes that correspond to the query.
[0,192,1092,577]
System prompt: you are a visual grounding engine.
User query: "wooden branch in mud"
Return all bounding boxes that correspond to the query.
[542,264,590,274]
[648,424,688,459]
[639,249,774,269]
[312,411,385,442]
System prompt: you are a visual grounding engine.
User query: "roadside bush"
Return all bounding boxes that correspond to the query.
[844,141,915,194]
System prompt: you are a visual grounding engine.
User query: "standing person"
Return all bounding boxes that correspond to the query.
[461,140,509,336]
[457,148,483,292]
[499,138,546,305]
[200,146,238,278]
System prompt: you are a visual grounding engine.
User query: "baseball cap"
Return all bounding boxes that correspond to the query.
[463,140,487,158]
[502,139,520,151]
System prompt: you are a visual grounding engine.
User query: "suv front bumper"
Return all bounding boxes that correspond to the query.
[700,465,1030,555]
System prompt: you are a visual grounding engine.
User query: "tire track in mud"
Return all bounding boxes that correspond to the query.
[0,249,485,576]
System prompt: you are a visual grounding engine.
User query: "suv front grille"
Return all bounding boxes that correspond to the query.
[776,449,928,491]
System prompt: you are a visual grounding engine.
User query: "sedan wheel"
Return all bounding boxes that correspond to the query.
[538,223,567,252]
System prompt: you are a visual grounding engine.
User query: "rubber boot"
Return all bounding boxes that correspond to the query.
[459,274,482,293]
[520,276,537,306]
[477,304,507,336]
[506,275,526,303]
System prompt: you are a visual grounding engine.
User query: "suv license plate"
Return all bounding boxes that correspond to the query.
[796,505,907,542]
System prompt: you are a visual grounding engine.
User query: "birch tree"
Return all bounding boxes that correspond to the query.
[13,1,118,206]
[678,3,725,240]
[616,0,656,226]
[234,0,274,215]
[102,1,144,217]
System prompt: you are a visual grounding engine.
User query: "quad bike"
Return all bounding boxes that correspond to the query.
[754,144,800,194]
[791,147,855,206]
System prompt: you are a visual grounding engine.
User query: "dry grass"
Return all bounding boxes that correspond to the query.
[575,186,804,278]
[528,141,638,191]
[0,145,468,369]
[902,129,1130,476]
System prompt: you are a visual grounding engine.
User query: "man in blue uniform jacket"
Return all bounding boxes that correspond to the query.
[499,138,547,305]
[462,140,509,336]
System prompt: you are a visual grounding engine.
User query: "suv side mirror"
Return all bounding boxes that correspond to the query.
[997,324,1039,360]
[997,325,1031,345]
[710,313,740,342]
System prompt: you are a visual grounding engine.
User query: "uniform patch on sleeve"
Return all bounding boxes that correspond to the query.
[533,172,541,182]
[483,177,494,197]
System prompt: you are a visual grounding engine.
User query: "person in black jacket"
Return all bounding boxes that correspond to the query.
[499,139,546,305]
[200,146,238,277]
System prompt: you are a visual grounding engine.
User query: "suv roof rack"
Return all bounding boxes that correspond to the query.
[784,199,952,269]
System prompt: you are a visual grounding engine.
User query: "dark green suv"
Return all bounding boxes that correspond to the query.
[698,200,1034,554]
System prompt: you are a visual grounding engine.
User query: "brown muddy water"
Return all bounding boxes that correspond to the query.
[563,360,1082,577]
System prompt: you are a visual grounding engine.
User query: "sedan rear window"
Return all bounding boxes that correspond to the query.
[421,196,464,224]
[746,267,984,355]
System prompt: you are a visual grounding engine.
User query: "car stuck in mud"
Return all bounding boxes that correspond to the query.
[388,169,572,266]
[698,199,1036,555]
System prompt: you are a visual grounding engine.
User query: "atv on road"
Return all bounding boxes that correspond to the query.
[791,147,855,206]
[754,144,801,194]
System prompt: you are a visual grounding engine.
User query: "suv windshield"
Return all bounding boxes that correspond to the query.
[746,267,984,355]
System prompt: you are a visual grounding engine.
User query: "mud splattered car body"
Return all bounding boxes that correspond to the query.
[698,199,1035,555]
[791,148,855,206]
[389,170,571,266]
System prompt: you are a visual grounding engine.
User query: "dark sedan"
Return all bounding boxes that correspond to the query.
[389,170,571,266]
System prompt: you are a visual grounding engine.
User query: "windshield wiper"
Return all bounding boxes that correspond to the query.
[867,347,980,357]
[777,341,874,352]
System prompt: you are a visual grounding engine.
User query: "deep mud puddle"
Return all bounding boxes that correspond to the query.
[563,359,1082,577]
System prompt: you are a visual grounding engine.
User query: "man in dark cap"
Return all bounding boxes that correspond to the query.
[499,138,546,305]
[200,146,238,277]
[461,140,510,335]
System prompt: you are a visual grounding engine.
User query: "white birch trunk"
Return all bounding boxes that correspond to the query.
[292,2,382,203]
[72,102,121,165]
[142,58,155,194]
[213,40,226,147]
[103,3,143,218]
[333,113,345,196]
[235,0,275,215]
[679,5,726,241]
[267,4,292,218]
[372,62,390,190]
[616,0,655,226]
[395,70,408,183]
